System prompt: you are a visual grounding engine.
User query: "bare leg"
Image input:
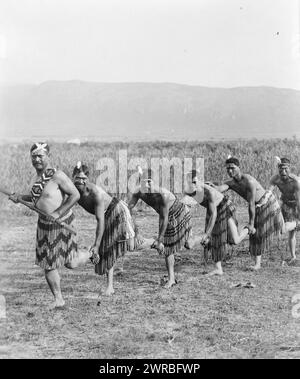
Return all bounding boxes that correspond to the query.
[127,237,135,251]
[65,250,92,269]
[104,266,115,296]
[206,261,223,276]
[44,269,65,308]
[139,237,155,250]
[115,256,124,274]
[288,230,297,261]
[228,218,249,244]
[284,221,298,233]
[164,254,176,288]
[132,235,154,251]
[185,235,203,249]
[189,217,248,251]
[250,255,261,271]
[184,229,193,249]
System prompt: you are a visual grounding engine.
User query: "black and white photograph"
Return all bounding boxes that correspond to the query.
[0,0,299,360]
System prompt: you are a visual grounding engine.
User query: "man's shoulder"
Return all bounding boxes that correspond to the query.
[92,184,108,201]
[52,169,68,181]
[131,187,142,196]
[291,175,300,190]
[204,184,216,198]
[160,187,175,200]
[91,187,106,205]
[289,173,300,183]
[243,173,255,181]
[203,183,212,194]
[243,173,259,186]
[52,168,64,177]
[270,174,280,183]
[224,178,235,187]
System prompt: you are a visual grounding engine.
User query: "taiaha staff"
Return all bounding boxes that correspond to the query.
[0,187,77,235]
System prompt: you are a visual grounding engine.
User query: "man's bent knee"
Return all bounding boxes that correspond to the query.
[45,268,56,273]
[65,261,76,269]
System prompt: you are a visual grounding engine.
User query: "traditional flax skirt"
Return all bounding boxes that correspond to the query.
[205,195,238,263]
[249,192,284,257]
[281,200,300,222]
[35,211,78,270]
[95,197,135,275]
[163,199,192,257]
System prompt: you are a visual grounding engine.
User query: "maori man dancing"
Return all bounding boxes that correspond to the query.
[217,156,284,270]
[10,143,90,309]
[128,168,192,288]
[268,157,300,264]
[72,162,135,296]
[183,170,249,276]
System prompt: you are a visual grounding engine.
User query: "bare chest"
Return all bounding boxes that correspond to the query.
[276,181,296,198]
[229,182,248,200]
[140,193,171,213]
[35,180,64,212]
[79,194,97,215]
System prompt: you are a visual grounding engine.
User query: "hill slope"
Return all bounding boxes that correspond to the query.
[0,81,299,141]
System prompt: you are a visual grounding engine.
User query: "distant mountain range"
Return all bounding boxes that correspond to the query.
[0,81,299,141]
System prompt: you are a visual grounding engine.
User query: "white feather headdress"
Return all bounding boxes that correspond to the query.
[32,142,48,154]
[137,165,143,175]
[274,156,282,165]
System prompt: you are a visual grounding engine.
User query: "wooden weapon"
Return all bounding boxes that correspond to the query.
[0,187,77,235]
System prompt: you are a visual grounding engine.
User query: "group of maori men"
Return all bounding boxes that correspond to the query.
[9,142,300,309]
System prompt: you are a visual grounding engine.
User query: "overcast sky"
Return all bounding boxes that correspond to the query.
[0,0,299,89]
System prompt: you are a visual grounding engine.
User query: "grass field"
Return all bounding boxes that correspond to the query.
[2,138,300,210]
[0,139,300,359]
[0,205,299,359]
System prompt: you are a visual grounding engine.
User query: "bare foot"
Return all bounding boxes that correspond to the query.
[134,238,154,251]
[114,267,124,275]
[249,265,261,271]
[205,269,223,276]
[104,287,115,296]
[184,237,194,249]
[76,249,93,266]
[287,257,297,266]
[185,236,202,249]
[84,293,99,300]
[48,298,65,310]
[162,279,178,288]
[65,249,93,269]
[184,241,191,249]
